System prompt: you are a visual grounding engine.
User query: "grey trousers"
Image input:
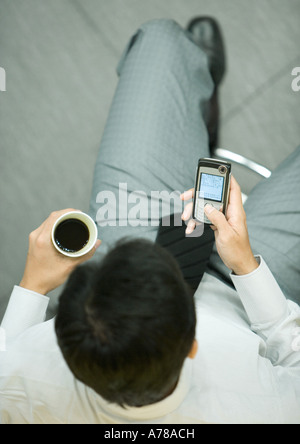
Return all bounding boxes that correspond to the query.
[89,19,300,304]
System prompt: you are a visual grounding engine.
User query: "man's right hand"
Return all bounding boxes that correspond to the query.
[181,176,259,276]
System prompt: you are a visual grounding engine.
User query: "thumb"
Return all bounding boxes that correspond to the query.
[90,239,102,256]
[204,204,227,230]
[80,239,102,262]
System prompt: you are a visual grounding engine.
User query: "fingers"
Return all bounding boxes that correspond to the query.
[228,176,243,208]
[94,239,102,250]
[76,239,102,263]
[186,219,196,235]
[33,209,80,234]
[181,189,196,233]
[46,209,81,227]
[204,204,228,232]
[180,188,194,201]
[181,189,195,225]
[181,202,193,221]
[180,177,245,236]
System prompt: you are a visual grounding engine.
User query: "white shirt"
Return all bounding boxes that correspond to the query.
[0,256,300,424]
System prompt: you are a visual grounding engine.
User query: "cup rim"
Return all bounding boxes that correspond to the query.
[51,211,98,258]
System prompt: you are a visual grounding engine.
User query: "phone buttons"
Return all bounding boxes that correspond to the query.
[195,199,204,220]
[197,202,222,224]
[195,199,209,224]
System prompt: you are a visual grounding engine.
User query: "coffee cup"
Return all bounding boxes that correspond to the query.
[51,211,98,258]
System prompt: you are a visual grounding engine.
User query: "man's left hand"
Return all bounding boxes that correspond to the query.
[19,209,101,295]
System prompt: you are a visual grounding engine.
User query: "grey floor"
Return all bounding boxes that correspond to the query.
[1,0,300,320]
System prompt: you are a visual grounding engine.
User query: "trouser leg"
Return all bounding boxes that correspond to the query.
[208,146,300,304]
[89,19,213,255]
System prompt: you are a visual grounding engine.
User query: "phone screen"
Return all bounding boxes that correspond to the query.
[199,173,224,202]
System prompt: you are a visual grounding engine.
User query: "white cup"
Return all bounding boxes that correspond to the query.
[51,211,98,258]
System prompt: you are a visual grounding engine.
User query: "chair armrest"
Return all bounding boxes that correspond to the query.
[214,148,272,179]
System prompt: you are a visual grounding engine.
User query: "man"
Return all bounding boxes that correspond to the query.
[1,18,300,424]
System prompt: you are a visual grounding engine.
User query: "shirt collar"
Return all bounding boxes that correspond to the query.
[95,359,192,422]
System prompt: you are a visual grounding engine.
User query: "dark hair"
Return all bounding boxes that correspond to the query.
[55,238,196,407]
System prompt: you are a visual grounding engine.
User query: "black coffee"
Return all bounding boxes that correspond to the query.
[54,218,90,253]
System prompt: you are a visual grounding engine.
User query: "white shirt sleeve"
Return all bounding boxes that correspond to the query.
[0,286,49,343]
[230,256,300,367]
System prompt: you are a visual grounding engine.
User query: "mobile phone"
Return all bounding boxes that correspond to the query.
[193,158,231,224]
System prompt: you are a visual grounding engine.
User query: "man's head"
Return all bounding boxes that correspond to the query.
[55,238,196,407]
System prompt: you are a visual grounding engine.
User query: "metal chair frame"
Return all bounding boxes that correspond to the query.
[213,148,272,203]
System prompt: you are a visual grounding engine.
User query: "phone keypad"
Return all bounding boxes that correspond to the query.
[195,200,222,224]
